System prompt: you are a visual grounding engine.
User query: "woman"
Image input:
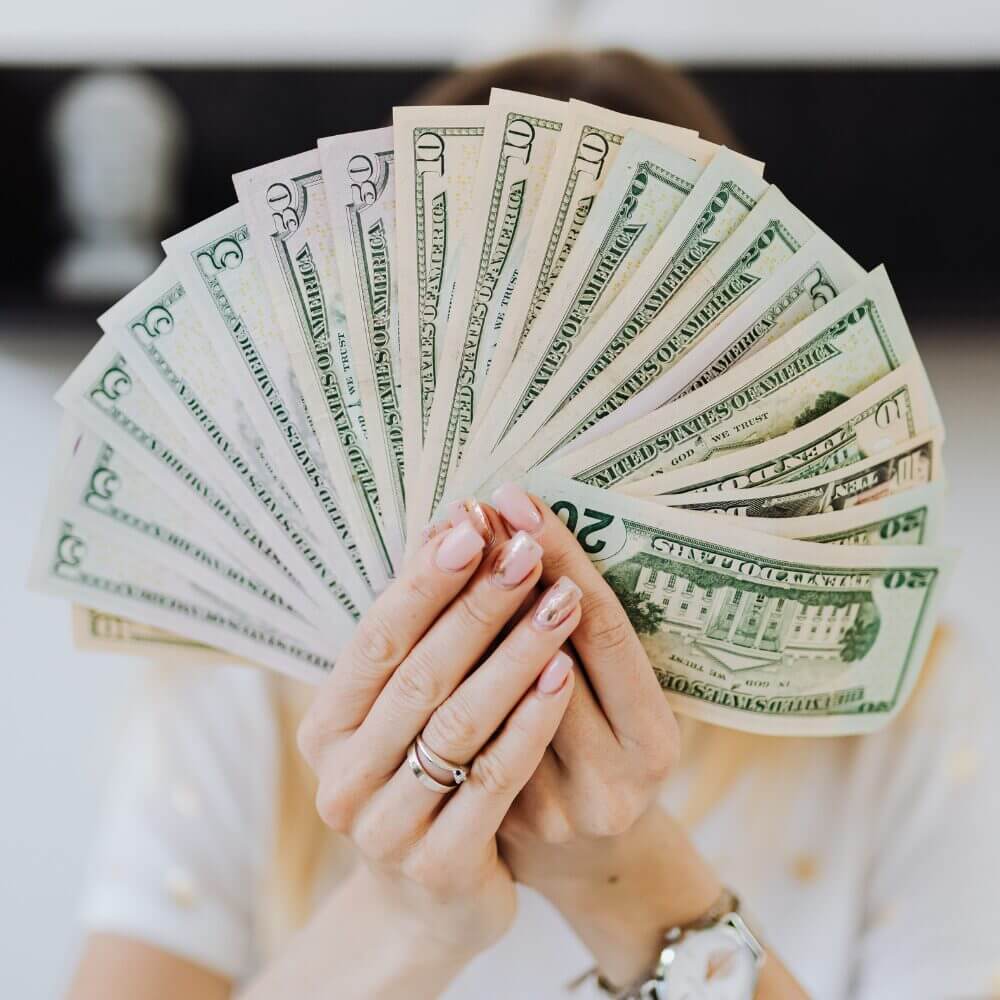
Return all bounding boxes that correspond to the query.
[69,53,999,1000]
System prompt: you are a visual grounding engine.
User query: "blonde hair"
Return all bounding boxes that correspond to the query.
[260,624,951,950]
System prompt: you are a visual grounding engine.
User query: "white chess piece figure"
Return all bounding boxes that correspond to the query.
[48,71,186,300]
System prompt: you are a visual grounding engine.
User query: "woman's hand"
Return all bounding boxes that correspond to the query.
[470,484,725,984]
[478,484,681,875]
[296,514,581,981]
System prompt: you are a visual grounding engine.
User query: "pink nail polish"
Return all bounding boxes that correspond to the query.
[533,576,582,629]
[537,650,573,695]
[435,520,485,572]
[491,531,542,588]
[447,497,495,546]
[491,482,543,534]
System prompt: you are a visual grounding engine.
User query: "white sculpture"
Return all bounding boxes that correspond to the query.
[48,71,186,300]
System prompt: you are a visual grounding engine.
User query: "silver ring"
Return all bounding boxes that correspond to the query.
[416,735,468,786]
[407,740,459,795]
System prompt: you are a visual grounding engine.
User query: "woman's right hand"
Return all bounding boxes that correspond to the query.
[297,514,581,966]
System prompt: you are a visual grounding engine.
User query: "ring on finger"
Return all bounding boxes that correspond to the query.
[416,735,469,786]
[407,740,464,794]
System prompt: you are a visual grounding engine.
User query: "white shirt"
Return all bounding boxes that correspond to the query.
[81,624,1000,999]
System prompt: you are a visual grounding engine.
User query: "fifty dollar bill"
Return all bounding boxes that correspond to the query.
[321,127,407,564]
[234,149,393,588]
[163,206,373,608]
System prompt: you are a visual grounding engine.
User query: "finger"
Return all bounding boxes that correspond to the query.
[357,645,578,855]
[423,661,575,867]
[491,481,671,739]
[353,529,546,775]
[420,579,582,770]
[300,519,486,747]
[550,653,617,764]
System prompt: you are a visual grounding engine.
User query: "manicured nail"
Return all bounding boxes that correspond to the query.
[537,650,573,695]
[491,482,543,534]
[533,576,582,629]
[447,498,495,546]
[491,531,543,588]
[435,519,485,572]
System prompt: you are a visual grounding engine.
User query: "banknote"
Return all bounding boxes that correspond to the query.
[736,483,946,547]
[321,127,407,563]
[100,263,361,626]
[162,206,372,609]
[625,362,937,498]
[463,132,724,474]
[55,334,328,614]
[470,99,712,430]
[71,604,245,665]
[654,432,943,518]
[655,481,945,549]
[522,469,952,736]
[477,183,816,489]
[413,89,568,529]
[55,416,314,641]
[30,467,339,683]
[553,267,927,489]
[233,150,393,588]
[565,231,864,450]
[393,105,487,502]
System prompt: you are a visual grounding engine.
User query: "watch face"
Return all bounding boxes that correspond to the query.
[658,924,758,1000]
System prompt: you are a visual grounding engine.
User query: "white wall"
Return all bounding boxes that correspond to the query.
[4,0,1000,64]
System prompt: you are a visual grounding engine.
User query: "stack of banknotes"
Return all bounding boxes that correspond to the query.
[30,90,953,736]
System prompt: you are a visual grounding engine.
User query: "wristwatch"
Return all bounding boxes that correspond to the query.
[588,889,765,999]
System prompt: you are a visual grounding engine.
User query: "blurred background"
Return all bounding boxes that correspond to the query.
[1,2,997,996]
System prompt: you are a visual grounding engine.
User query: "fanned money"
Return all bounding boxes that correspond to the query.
[468,100,713,432]
[462,132,732,478]
[57,417,314,641]
[550,267,929,489]
[466,176,817,493]
[31,424,337,681]
[29,91,951,736]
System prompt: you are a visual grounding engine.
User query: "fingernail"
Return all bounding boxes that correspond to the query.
[491,482,543,535]
[533,576,582,630]
[435,519,485,572]
[491,531,543,589]
[537,650,573,695]
[447,498,495,546]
